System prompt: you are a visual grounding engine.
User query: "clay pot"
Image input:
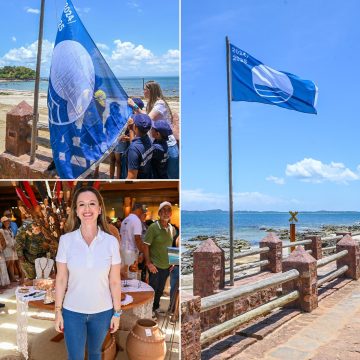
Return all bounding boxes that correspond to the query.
[126,319,166,360]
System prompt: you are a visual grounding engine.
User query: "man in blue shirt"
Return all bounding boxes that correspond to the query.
[151,120,172,179]
[126,113,154,179]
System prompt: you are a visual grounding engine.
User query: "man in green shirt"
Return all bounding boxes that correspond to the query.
[144,201,175,315]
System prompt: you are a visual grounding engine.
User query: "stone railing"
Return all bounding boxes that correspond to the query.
[181,233,360,359]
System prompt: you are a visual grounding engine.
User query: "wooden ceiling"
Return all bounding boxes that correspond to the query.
[0,181,179,211]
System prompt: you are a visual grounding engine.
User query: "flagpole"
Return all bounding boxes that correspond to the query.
[226,36,234,286]
[30,0,45,164]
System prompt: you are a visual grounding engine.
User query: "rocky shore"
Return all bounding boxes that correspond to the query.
[181,224,360,275]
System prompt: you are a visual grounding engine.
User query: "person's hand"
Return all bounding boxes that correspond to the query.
[110,316,120,333]
[147,262,158,274]
[127,118,134,127]
[55,311,64,333]
[127,98,135,107]
[119,135,130,142]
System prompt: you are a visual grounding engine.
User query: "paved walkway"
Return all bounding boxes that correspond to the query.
[233,279,360,360]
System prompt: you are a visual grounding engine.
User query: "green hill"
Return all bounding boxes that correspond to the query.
[0,66,36,80]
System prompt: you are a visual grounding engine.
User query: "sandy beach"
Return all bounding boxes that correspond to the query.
[0,89,180,153]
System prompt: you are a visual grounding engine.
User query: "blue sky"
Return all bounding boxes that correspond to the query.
[182,0,360,211]
[0,0,179,76]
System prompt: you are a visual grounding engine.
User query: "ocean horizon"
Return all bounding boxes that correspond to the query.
[182,210,360,245]
[0,75,179,98]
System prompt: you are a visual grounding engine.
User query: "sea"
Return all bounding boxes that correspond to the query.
[182,210,360,245]
[0,76,179,98]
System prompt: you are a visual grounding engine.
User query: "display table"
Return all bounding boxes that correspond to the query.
[16,280,154,359]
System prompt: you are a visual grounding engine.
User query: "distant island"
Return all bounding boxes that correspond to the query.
[0,66,36,80]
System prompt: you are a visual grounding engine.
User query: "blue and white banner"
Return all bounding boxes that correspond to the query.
[230,44,318,114]
[48,0,131,178]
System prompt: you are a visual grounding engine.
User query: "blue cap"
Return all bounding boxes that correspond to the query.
[152,120,173,139]
[133,113,152,132]
[132,98,144,110]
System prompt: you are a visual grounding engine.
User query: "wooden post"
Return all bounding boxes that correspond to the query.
[30,0,45,164]
[290,223,296,252]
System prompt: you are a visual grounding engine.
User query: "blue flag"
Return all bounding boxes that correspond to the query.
[230,44,318,114]
[48,0,131,178]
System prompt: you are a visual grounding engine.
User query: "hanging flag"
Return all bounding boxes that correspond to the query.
[48,0,131,178]
[230,43,318,114]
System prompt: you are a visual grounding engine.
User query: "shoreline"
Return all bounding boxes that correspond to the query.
[182,223,360,277]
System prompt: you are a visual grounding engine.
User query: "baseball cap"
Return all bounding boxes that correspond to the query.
[133,113,152,132]
[1,216,10,223]
[132,203,148,213]
[158,201,172,214]
[132,98,145,110]
[152,120,173,139]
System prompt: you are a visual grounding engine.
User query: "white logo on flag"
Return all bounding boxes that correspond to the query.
[49,40,95,125]
[252,65,293,103]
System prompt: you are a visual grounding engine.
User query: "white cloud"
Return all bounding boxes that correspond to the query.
[96,43,109,51]
[266,176,285,185]
[26,8,40,14]
[182,189,289,211]
[1,39,178,77]
[127,1,142,13]
[11,36,16,42]
[1,40,54,75]
[74,7,91,16]
[286,158,359,184]
[104,39,179,76]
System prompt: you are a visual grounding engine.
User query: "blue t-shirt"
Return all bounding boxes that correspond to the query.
[152,139,169,179]
[127,135,154,179]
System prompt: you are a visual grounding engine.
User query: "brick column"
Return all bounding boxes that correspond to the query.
[282,246,318,312]
[336,235,360,280]
[259,232,282,273]
[305,235,322,260]
[6,101,32,156]
[181,292,201,360]
[193,239,224,297]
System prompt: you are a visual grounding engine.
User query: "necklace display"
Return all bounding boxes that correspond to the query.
[35,257,54,279]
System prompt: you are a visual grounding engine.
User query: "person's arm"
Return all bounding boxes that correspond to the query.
[134,234,143,252]
[143,243,158,274]
[126,169,138,179]
[127,98,146,114]
[109,264,121,333]
[54,262,68,333]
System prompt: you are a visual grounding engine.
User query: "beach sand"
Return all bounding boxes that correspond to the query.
[0,89,180,153]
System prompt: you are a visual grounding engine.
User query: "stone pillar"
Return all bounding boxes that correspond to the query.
[5,101,32,156]
[336,235,360,280]
[181,292,201,360]
[259,232,282,273]
[305,235,322,260]
[193,239,224,297]
[282,246,318,312]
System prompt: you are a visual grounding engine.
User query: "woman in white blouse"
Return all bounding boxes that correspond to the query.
[55,186,122,360]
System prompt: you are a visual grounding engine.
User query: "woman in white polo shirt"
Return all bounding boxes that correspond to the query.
[55,186,122,360]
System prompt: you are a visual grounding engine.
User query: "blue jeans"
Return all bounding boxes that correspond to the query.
[62,308,113,360]
[167,144,179,179]
[149,267,170,311]
[170,265,179,311]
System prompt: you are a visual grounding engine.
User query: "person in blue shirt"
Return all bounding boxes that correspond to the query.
[126,114,154,179]
[151,120,172,179]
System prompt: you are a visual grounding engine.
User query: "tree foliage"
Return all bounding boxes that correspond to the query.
[0,66,36,80]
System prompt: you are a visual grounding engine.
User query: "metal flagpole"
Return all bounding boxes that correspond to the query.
[30,0,45,164]
[226,36,234,286]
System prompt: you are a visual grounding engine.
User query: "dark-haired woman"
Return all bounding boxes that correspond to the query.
[55,187,122,360]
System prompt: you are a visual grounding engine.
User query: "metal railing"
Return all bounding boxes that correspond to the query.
[282,239,312,248]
